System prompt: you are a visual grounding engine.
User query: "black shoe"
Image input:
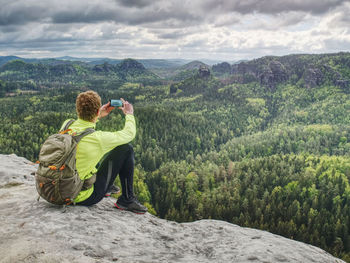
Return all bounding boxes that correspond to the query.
[115,198,148,214]
[105,185,120,197]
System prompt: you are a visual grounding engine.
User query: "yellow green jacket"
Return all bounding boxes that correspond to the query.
[60,114,136,203]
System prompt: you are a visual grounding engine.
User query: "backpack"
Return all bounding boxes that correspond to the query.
[35,120,96,205]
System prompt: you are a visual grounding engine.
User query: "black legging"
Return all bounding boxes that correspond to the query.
[77,144,135,206]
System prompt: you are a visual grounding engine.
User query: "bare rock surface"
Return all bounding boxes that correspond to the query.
[0,154,345,263]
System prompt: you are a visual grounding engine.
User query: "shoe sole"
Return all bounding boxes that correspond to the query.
[114,202,147,215]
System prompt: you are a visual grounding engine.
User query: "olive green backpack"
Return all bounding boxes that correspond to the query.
[35,120,96,205]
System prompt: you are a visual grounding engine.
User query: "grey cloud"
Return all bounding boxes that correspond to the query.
[202,0,347,15]
[150,26,204,40]
[0,40,74,51]
[210,16,241,27]
[44,23,76,33]
[0,24,22,33]
[278,13,308,27]
[139,39,165,45]
[328,2,350,28]
[0,37,130,54]
[51,5,118,24]
[0,0,202,27]
[0,2,46,25]
[324,38,350,50]
[0,0,349,60]
[0,0,348,28]
[52,12,112,24]
[115,0,154,8]
[0,1,121,25]
[182,39,208,48]
[50,3,199,27]
[310,29,331,36]
[242,12,308,31]
[158,31,189,40]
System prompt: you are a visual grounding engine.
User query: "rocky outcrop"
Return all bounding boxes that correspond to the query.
[198,65,210,78]
[170,61,210,81]
[180,61,208,71]
[233,61,258,76]
[230,59,288,90]
[303,67,324,88]
[322,64,350,90]
[169,83,178,94]
[0,154,345,263]
[224,53,350,90]
[268,60,288,83]
[336,79,350,90]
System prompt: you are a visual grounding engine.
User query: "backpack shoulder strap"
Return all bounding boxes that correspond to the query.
[73,128,95,143]
[61,119,75,132]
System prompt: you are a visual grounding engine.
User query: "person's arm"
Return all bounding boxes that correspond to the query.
[98,98,136,153]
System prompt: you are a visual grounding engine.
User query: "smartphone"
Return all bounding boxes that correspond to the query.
[109,99,123,107]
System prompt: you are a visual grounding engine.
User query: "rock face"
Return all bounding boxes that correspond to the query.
[0,154,345,263]
[303,67,324,88]
[198,65,210,78]
[225,53,350,90]
[262,60,288,88]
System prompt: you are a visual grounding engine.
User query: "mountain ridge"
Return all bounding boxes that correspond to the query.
[0,58,159,84]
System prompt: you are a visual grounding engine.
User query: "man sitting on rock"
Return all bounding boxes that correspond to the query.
[60,90,147,213]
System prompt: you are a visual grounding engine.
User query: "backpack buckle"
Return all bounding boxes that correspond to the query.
[59,129,72,134]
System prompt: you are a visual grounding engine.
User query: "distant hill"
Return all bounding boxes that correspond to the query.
[0,56,219,81]
[2,53,349,90]
[115,58,159,81]
[0,58,160,84]
[169,61,210,81]
[226,52,350,90]
[179,60,209,71]
[0,56,217,80]
[137,59,189,69]
[170,64,219,95]
[0,56,23,67]
[0,56,90,67]
[209,52,350,90]
[0,56,188,68]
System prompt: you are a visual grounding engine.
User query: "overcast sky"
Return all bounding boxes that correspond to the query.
[0,0,349,61]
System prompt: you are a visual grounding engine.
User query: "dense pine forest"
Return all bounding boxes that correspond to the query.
[1,52,350,261]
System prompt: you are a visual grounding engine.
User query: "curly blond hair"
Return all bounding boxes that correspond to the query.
[76,90,101,122]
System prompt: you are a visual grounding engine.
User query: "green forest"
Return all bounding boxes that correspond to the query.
[1,52,350,261]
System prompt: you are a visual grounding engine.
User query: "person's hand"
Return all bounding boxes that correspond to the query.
[98,102,115,119]
[119,98,134,115]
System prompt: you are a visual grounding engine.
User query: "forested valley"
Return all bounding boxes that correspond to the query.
[1,52,350,261]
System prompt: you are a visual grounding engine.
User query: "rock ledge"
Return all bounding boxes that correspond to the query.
[0,154,344,263]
